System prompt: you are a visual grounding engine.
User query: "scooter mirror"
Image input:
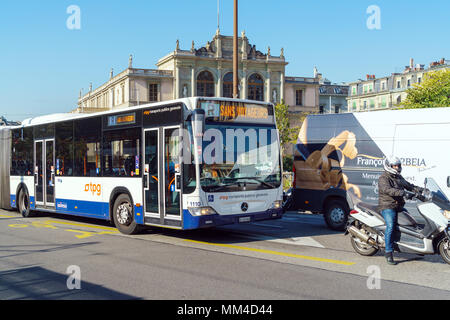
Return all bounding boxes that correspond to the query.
[447,176,450,188]
[424,178,428,188]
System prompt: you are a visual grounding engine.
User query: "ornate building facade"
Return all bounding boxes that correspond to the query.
[347,58,449,112]
[75,31,319,114]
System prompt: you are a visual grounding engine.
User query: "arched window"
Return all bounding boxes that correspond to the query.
[197,71,215,97]
[248,73,264,101]
[223,72,239,98]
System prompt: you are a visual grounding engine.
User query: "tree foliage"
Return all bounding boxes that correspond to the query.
[401,68,450,109]
[275,101,297,152]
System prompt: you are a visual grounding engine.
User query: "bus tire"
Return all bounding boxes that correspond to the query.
[18,188,34,218]
[112,194,141,235]
[323,199,349,231]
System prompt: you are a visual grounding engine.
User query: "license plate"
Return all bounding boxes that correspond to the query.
[239,217,251,223]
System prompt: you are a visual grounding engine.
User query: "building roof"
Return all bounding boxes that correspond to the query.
[0,116,20,126]
[285,76,318,84]
[348,58,449,86]
[157,31,287,67]
[319,84,349,96]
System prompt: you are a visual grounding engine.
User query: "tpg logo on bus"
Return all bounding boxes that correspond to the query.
[84,183,102,196]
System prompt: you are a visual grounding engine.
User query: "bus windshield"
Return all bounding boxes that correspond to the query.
[200,123,281,193]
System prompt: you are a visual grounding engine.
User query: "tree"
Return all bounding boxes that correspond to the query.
[274,101,298,155]
[401,68,450,109]
[275,101,310,172]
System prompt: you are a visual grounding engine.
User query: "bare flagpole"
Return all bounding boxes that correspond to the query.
[217,0,220,31]
[233,0,239,98]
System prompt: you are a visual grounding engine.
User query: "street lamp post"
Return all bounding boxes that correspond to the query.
[233,0,239,99]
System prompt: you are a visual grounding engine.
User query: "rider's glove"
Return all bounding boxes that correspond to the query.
[405,191,415,200]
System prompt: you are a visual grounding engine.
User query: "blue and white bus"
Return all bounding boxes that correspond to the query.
[1,98,284,234]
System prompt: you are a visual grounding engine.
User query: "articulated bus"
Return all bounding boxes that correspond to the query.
[0,98,284,234]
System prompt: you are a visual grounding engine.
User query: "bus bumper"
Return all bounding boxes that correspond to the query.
[182,208,284,230]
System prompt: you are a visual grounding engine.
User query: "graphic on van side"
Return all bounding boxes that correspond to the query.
[294,113,386,203]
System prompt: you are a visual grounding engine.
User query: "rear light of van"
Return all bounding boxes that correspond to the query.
[350,210,359,215]
[292,165,296,188]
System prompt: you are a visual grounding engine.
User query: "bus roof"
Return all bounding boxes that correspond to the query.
[14,97,273,128]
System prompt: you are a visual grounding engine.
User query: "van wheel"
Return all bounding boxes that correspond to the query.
[113,194,141,235]
[324,199,349,231]
[18,189,34,218]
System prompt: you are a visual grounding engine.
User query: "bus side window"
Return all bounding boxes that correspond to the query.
[55,121,74,176]
[10,128,33,176]
[102,128,141,178]
[74,118,102,177]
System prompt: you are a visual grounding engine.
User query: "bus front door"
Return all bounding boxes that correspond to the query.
[144,127,181,226]
[34,139,55,209]
[144,129,160,220]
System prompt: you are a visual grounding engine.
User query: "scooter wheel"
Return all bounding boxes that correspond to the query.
[350,236,379,256]
[438,239,450,265]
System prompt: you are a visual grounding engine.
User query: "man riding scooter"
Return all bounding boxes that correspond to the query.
[378,156,425,265]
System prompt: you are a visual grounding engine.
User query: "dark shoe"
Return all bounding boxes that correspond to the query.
[385,252,397,265]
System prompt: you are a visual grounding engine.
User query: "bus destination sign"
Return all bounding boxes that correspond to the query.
[200,101,274,124]
[108,113,136,127]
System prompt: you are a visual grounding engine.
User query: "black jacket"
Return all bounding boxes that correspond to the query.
[378,171,423,212]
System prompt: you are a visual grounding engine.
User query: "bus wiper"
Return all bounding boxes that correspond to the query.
[203,184,229,192]
[226,177,276,189]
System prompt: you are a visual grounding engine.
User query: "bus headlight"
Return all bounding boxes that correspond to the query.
[270,200,283,210]
[188,207,217,216]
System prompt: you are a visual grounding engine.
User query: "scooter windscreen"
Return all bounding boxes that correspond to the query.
[425,178,450,211]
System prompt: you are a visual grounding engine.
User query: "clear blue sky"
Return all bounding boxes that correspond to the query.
[0,0,449,120]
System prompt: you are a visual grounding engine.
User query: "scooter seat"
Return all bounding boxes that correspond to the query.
[357,203,385,220]
[357,202,418,227]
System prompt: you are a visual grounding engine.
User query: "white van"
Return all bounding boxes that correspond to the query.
[291,107,450,230]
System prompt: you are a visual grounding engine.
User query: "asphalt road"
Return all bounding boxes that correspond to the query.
[1,208,450,300]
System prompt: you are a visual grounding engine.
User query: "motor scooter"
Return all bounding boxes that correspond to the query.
[345,177,450,264]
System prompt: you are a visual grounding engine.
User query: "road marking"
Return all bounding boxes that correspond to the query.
[184,239,355,266]
[5,218,119,239]
[65,229,119,239]
[228,232,325,249]
[31,221,58,229]
[44,220,118,232]
[0,214,16,218]
[8,224,28,228]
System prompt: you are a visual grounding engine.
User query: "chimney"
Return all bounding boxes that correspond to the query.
[410,58,414,69]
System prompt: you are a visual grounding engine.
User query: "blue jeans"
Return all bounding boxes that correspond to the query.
[381,209,398,253]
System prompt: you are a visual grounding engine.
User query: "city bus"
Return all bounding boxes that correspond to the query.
[0,98,284,234]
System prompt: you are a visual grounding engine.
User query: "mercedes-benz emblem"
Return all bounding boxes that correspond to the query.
[241,202,248,212]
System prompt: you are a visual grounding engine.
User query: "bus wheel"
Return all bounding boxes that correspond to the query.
[113,194,141,235]
[18,189,34,218]
[324,199,349,231]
